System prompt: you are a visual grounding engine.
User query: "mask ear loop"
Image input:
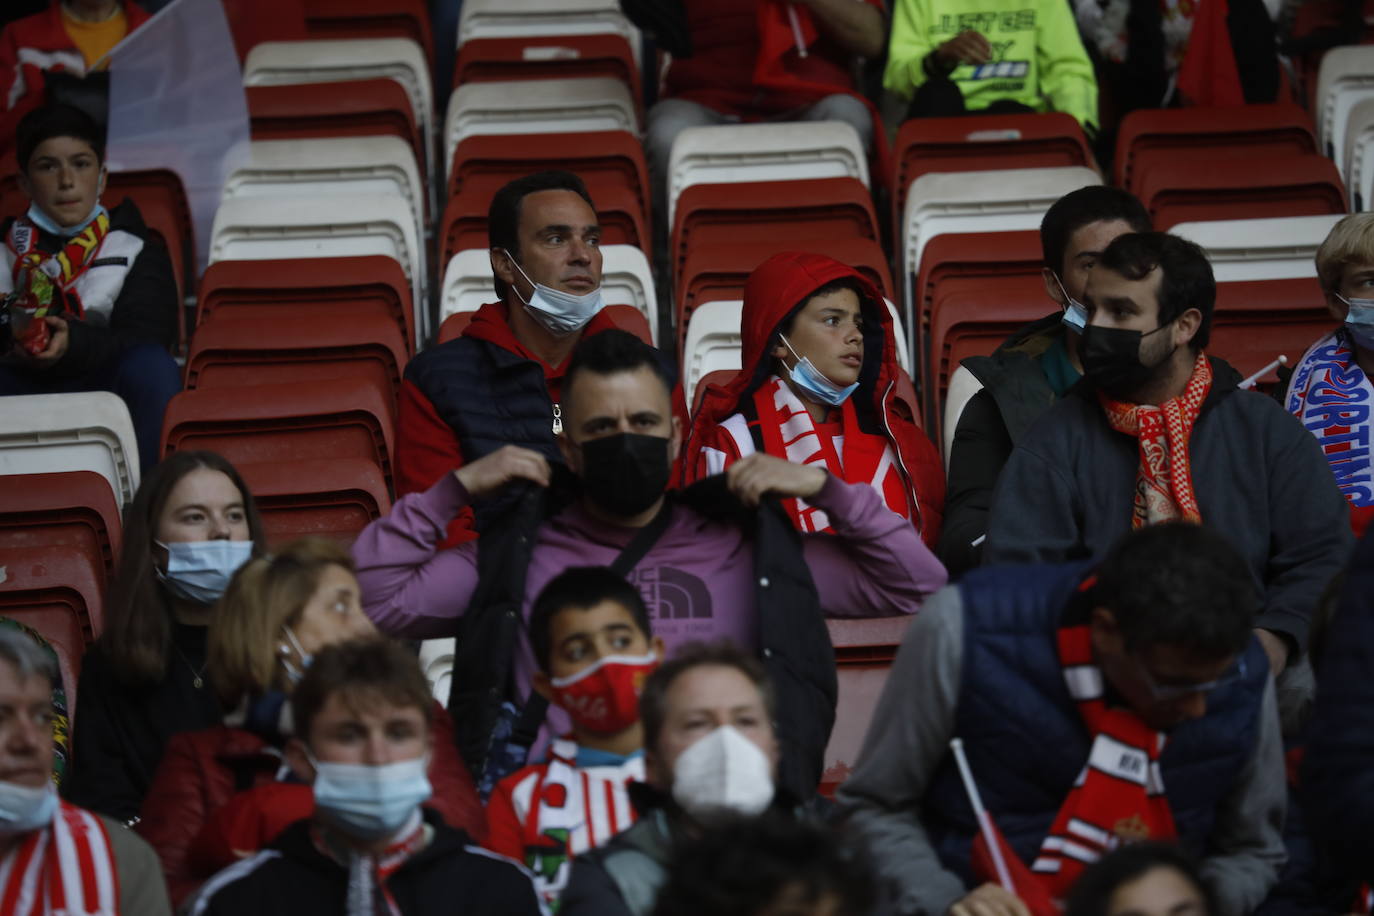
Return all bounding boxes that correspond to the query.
[500,248,536,306]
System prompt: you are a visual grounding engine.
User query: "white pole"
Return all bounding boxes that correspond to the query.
[1239,355,1288,390]
[787,4,810,57]
[950,738,1015,893]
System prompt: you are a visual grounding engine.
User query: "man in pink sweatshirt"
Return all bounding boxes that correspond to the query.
[353,330,947,796]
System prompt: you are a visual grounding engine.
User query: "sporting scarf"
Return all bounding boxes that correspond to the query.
[494,737,643,907]
[313,817,428,916]
[1099,352,1212,528]
[1028,622,1177,895]
[749,375,912,533]
[6,209,112,319]
[1285,328,1374,527]
[0,800,121,916]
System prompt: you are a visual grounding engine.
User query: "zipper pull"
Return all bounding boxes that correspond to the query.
[552,402,563,436]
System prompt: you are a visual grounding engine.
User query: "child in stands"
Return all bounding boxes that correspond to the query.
[484,566,663,908]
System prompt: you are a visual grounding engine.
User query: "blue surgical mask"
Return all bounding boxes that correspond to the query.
[157,539,254,605]
[502,249,603,336]
[279,626,312,685]
[1338,294,1374,350]
[309,753,432,842]
[780,334,859,407]
[0,779,58,836]
[26,202,107,239]
[1053,273,1088,334]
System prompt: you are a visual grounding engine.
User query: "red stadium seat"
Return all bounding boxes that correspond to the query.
[441,183,647,266]
[196,257,415,357]
[0,545,105,719]
[185,313,408,411]
[1210,277,1333,386]
[436,310,474,344]
[1115,104,1318,192]
[238,458,391,547]
[821,616,912,797]
[303,0,434,71]
[453,35,642,123]
[690,369,741,416]
[246,79,425,182]
[893,112,1093,235]
[676,237,893,357]
[221,0,307,62]
[670,177,879,282]
[1141,154,1347,229]
[161,379,395,491]
[0,471,122,586]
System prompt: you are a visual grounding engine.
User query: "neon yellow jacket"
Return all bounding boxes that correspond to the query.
[884,0,1098,133]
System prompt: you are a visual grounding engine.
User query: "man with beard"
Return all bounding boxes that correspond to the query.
[353,329,946,800]
[984,232,1350,680]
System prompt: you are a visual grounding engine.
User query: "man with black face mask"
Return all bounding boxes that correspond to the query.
[984,232,1351,681]
[352,330,947,801]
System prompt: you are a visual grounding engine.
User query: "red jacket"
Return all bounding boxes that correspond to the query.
[0,2,151,155]
[136,700,485,907]
[684,250,944,548]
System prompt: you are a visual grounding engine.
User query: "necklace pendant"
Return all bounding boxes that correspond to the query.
[193,676,203,689]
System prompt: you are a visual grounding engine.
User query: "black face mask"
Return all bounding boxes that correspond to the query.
[577,432,672,517]
[1081,323,1174,397]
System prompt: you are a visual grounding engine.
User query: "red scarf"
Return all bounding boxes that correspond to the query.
[1099,352,1212,528]
[6,211,112,319]
[750,375,914,533]
[0,800,121,916]
[1028,624,1178,897]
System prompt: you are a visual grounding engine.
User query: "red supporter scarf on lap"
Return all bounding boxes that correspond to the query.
[1098,352,1212,528]
[751,375,912,533]
[1029,625,1178,897]
[6,212,111,318]
[0,800,121,916]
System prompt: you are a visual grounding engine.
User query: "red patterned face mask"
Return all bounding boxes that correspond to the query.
[549,652,659,735]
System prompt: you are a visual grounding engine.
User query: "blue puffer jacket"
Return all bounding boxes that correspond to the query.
[922,562,1269,885]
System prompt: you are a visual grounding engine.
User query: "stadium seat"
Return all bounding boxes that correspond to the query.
[456,0,640,73]
[670,177,879,282]
[689,368,741,415]
[221,0,307,62]
[418,637,455,703]
[302,0,434,72]
[1316,45,1374,164]
[452,34,641,118]
[1114,104,1318,192]
[1171,214,1344,281]
[443,78,638,176]
[0,545,105,719]
[821,616,912,796]
[681,299,743,409]
[246,79,424,176]
[0,471,122,586]
[160,379,395,489]
[196,256,416,356]
[447,129,648,214]
[223,137,426,237]
[893,112,1092,227]
[1139,154,1347,229]
[942,366,986,468]
[900,167,1098,354]
[105,170,196,304]
[1209,276,1332,386]
[184,312,408,411]
[0,393,140,507]
[1345,98,1374,210]
[438,249,500,320]
[436,311,474,344]
[208,194,427,337]
[667,121,870,225]
[237,457,391,547]
[912,229,1044,360]
[441,183,647,261]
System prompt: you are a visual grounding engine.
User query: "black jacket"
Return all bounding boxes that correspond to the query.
[449,475,837,804]
[939,313,1065,576]
[189,811,542,916]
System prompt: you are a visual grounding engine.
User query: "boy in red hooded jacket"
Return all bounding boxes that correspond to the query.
[684,251,945,548]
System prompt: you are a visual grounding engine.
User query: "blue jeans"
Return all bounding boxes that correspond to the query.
[0,342,182,475]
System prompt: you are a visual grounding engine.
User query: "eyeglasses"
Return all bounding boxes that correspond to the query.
[1134,655,1247,702]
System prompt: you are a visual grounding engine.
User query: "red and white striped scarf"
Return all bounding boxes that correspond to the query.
[749,375,913,533]
[0,800,121,916]
[1030,624,1177,896]
[1099,352,1212,529]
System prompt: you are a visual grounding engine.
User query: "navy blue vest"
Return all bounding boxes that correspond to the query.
[404,335,562,531]
[924,562,1268,885]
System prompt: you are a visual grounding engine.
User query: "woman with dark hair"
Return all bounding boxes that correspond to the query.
[62,450,264,823]
[1065,844,1214,916]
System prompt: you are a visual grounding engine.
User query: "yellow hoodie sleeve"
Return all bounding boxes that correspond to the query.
[883,0,937,101]
[1035,0,1100,134]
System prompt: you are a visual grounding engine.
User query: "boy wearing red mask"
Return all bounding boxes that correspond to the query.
[484,567,663,908]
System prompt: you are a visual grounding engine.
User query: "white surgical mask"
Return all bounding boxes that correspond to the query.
[1053,273,1088,335]
[1338,293,1374,351]
[156,539,254,605]
[279,626,312,685]
[310,754,432,842]
[671,725,774,817]
[0,779,58,836]
[779,334,859,407]
[503,248,603,336]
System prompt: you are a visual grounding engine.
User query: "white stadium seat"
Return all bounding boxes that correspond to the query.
[419,638,455,704]
[1171,215,1344,282]
[1344,97,1374,211]
[0,393,140,507]
[942,365,986,468]
[457,0,640,70]
[439,249,499,321]
[667,121,869,225]
[1317,45,1374,170]
[682,299,743,409]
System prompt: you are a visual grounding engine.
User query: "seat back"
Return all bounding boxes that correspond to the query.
[1141,154,1347,229]
[457,0,640,71]
[1317,46,1374,161]
[1344,97,1374,210]
[821,617,913,797]
[1209,276,1332,385]
[1171,215,1343,281]
[0,393,140,507]
[246,79,424,176]
[302,0,434,70]
[238,457,391,547]
[0,471,122,585]
[682,299,744,409]
[452,34,641,117]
